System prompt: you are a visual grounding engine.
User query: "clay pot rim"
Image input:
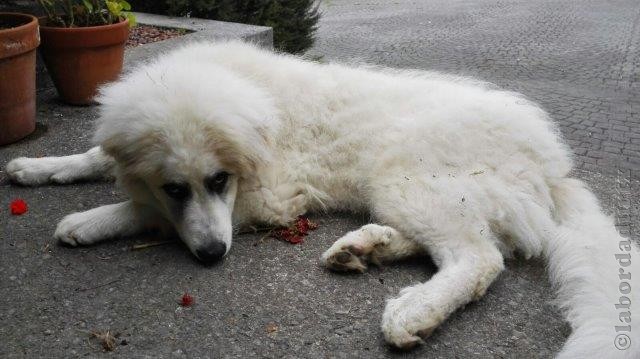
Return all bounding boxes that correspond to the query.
[0,13,40,60]
[39,17,129,49]
[0,12,38,35]
[38,17,129,32]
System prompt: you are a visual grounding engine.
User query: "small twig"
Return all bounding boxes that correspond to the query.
[89,330,117,352]
[130,240,173,251]
[75,278,121,292]
[253,229,275,246]
[236,226,278,235]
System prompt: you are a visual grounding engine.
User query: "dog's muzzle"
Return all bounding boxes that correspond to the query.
[195,241,227,264]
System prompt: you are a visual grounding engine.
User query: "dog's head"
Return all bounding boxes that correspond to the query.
[93,45,278,263]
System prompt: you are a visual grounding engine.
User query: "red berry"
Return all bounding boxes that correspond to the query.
[288,235,304,244]
[9,199,28,215]
[298,216,318,231]
[295,218,309,235]
[180,293,194,307]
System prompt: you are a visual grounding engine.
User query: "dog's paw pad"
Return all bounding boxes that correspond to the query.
[322,246,368,272]
[321,224,397,272]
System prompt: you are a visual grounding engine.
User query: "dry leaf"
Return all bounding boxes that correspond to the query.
[266,322,278,334]
[90,330,117,352]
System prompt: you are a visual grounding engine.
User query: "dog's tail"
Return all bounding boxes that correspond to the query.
[547,178,639,358]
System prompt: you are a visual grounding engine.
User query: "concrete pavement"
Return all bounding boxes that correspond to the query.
[1,1,639,357]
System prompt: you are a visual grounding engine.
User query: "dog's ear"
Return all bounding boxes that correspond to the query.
[99,129,166,175]
[205,124,272,178]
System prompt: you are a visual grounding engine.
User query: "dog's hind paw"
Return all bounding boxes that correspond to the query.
[321,244,369,272]
[321,224,395,272]
[381,286,443,350]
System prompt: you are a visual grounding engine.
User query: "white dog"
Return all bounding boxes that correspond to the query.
[6,41,638,357]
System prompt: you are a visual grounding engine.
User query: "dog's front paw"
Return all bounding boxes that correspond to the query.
[321,224,394,272]
[259,186,308,226]
[54,212,103,246]
[6,157,72,186]
[381,286,444,350]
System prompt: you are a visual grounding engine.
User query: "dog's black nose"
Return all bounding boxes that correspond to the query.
[195,241,227,264]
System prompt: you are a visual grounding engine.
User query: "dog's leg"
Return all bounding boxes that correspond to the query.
[55,201,156,246]
[321,224,424,272]
[359,178,506,349]
[381,234,504,349]
[6,146,114,186]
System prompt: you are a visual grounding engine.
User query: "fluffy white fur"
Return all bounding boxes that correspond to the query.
[6,41,639,357]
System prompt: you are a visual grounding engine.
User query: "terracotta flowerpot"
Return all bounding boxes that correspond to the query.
[0,13,39,145]
[39,18,129,105]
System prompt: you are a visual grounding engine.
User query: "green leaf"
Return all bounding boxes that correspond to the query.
[82,0,93,13]
[121,0,132,11]
[125,12,136,27]
[106,1,123,16]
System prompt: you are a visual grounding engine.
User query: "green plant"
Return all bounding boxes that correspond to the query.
[128,0,320,53]
[38,0,136,27]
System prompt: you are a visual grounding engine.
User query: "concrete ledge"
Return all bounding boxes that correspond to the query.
[134,12,272,46]
[126,12,273,65]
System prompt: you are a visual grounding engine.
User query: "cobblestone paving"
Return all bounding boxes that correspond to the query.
[309,0,640,177]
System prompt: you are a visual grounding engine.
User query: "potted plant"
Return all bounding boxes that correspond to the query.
[0,13,40,145]
[37,1,135,105]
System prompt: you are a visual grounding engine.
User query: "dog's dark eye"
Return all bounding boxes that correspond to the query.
[206,171,229,194]
[162,183,190,200]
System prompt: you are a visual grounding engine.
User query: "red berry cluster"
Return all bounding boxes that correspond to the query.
[271,216,319,244]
